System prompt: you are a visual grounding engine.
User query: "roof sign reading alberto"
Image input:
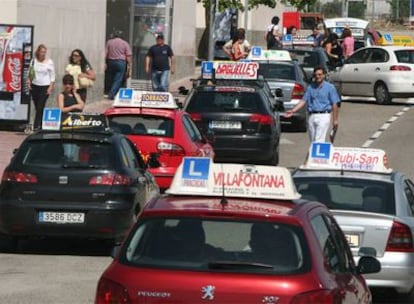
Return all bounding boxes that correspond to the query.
[113,88,178,109]
[246,47,291,61]
[41,108,108,131]
[166,157,301,200]
[201,61,259,80]
[302,142,392,173]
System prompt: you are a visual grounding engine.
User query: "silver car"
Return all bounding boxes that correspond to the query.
[329,45,414,104]
[292,144,414,296]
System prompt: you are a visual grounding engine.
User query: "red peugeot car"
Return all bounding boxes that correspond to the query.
[95,157,380,304]
[104,89,214,191]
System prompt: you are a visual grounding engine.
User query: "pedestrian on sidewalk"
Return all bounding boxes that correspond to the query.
[285,66,340,142]
[105,30,132,100]
[222,28,251,60]
[65,49,95,102]
[57,74,85,113]
[145,33,175,92]
[27,44,55,130]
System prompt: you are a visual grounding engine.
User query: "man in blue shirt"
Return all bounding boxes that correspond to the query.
[145,33,175,92]
[285,66,340,142]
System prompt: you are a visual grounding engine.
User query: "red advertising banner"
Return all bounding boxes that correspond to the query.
[0,24,33,123]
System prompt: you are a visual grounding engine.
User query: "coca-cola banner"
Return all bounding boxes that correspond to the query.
[0,24,33,122]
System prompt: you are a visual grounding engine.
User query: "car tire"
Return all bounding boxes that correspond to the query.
[374,82,392,105]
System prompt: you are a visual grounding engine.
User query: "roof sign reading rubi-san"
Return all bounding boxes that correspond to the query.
[201,61,259,80]
[113,88,178,109]
[302,142,392,173]
[166,157,301,200]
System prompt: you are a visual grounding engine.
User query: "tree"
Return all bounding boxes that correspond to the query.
[387,0,410,23]
[322,0,342,18]
[348,1,366,19]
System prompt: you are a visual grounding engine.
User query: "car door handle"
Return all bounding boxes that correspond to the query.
[353,68,359,71]
[375,67,380,71]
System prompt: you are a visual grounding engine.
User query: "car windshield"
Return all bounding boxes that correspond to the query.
[186,92,266,113]
[121,217,309,274]
[18,140,114,168]
[108,115,174,137]
[395,49,414,64]
[258,63,295,80]
[294,177,396,215]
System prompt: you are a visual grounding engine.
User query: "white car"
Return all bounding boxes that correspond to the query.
[329,45,414,104]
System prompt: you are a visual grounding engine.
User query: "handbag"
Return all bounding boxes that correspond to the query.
[78,76,94,88]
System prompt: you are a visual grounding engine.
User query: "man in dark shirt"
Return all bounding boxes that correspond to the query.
[145,33,175,92]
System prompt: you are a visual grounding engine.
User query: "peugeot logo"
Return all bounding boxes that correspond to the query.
[201,285,215,300]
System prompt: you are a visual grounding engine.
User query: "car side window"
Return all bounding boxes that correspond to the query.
[347,49,369,64]
[311,215,349,273]
[368,49,387,63]
[404,179,414,215]
[120,138,142,169]
[183,115,203,142]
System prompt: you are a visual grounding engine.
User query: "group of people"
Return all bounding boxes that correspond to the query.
[27,45,95,130]
[28,31,175,130]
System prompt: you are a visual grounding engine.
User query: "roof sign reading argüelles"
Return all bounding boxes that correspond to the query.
[302,142,392,173]
[166,157,301,200]
[113,88,178,109]
[201,61,259,80]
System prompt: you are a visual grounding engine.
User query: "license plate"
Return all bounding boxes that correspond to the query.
[38,212,85,224]
[209,121,241,129]
[344,234,360,247]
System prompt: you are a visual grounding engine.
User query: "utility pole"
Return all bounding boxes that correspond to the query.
[208,0,217,61]
[342,0,348,18]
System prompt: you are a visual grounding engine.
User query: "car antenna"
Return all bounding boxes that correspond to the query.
[220,164,228,207]
[341,163,344,176]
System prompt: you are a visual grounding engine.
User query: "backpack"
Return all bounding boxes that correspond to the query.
[266,25,279,50]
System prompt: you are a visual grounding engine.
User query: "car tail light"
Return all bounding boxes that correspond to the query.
[386,221,414,252]
[89,174,132,186]
[291,289,335,304]
[1,170,38,183]
[95,277,131,304]
[157,142,185,156]
[291,83,305,99]
[189,113,202,121]
[249,114,274,125]
[390,65,411,71]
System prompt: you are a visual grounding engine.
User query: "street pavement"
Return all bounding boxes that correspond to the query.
[0,74,197,178]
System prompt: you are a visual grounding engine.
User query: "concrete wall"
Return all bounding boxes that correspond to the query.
[0,0,18,23]
[13,0,106,114]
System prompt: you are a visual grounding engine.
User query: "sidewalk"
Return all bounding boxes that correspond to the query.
[0,72,200,177]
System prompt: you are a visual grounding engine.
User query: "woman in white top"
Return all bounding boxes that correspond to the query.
[265,16,281,50]
[27,44,55,130]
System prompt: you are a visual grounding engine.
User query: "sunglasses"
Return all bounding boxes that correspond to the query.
[72,54,80,57]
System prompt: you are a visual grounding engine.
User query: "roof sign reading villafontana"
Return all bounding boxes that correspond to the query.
[166,157,301,200]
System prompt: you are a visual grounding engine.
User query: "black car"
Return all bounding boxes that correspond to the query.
[0,113,159,248]
[183,62,282,165]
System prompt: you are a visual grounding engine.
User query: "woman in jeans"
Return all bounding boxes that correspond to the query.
[27,44,55,130]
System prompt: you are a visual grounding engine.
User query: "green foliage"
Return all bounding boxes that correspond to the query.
[387,0,410,21]
[197,0,316,12]
[348,2,366,19]
[321,0,342,18]
[281,0,317,11]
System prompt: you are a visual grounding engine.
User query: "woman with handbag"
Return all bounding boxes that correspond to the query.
[65,49,95,102]
[27,44,55,130]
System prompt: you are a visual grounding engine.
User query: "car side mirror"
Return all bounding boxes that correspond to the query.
[356,256,381,274]
[204,129,215,144]
[146,152,161,169]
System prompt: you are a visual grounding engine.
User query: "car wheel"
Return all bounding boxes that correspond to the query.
[374,82,392,105]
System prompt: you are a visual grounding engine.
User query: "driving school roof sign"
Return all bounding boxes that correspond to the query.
[201,61,259,80]
[113,88,177,109]
[167,157,301,200]
[302,142,392,173]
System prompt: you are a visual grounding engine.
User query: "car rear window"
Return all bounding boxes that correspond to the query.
[186,92,266,114]
[289,50,319,68]
[108,115,174,137]
[259,63,295,80]
[395,50,414,64]
[19,140,114,169]
[294,177,396,215]
[121,217,310,274]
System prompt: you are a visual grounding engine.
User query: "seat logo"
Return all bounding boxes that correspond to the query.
[59,176,68,184]
[201,285,215,300]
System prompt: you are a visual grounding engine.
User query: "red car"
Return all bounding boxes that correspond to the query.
[95,158,380,304]
[104,89,214,191]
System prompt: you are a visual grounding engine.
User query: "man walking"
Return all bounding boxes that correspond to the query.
[145,33,175,92]
[285,66,340,142]
[105,30,132,100]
